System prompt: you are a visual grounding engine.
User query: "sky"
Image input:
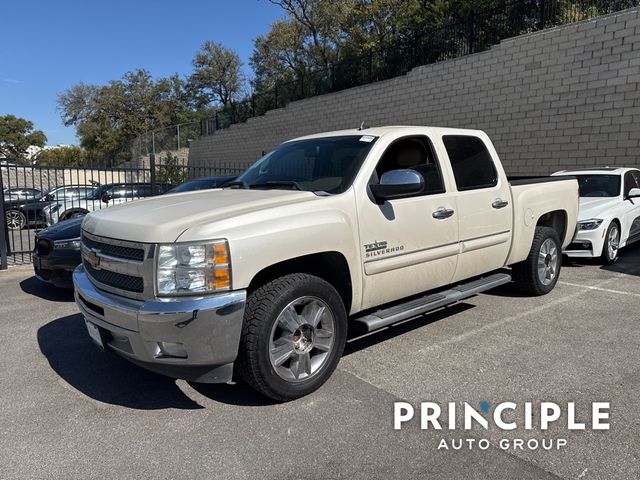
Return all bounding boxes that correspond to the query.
[1,0,285,146]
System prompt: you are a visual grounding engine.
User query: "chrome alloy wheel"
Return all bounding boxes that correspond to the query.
[607,223,620,260]
[268,296,335,382]
[537,238,559,286]
[6,210,25,230]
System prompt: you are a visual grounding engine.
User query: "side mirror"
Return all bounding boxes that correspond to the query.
[627,188,640,199]
[370,169,424,202]
[101,194,111,204]
[44,194,54,202]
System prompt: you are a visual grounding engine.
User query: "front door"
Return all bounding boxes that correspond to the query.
[356,136,459,310]
[622,170,640,245]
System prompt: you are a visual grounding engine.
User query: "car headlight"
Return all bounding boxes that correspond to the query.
[53,238,82,250]
[156,240,231,296]
[578,219,604,230]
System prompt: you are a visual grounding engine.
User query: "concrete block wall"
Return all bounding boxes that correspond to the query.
[189,8,640,176]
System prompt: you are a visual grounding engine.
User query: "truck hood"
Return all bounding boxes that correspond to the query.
[82,189,317,243]
[577,197,620,221]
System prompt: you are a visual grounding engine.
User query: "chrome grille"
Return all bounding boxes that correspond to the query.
[80,230,153,299]
[82,234,145,262]
[83,262,144,293]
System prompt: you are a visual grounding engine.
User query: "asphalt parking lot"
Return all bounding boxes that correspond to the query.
[1,247,639,480]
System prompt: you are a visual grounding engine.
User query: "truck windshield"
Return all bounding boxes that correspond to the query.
[231,135,378,194]
[574,175,621,198]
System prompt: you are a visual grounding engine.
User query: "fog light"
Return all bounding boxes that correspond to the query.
[157,341,187,358]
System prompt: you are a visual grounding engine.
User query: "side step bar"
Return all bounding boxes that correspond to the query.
[353,273,511,332]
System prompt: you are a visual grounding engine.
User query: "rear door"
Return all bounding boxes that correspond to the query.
[440,135,513,283]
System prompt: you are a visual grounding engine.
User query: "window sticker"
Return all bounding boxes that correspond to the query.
[359,135,375,143]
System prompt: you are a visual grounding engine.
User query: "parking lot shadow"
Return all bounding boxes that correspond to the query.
[20,276,74,302]
[37,314,203,410]
[601,242,640,277]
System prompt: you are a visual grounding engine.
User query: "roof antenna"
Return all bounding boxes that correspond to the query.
[358,121,369,131]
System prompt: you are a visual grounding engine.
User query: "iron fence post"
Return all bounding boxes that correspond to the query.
[150,131,157,194]
[0,172,9,269]
[274,85,278,109]
[368,48,373,83]
[467,10,476,54]
[177,124,180,150]
[539,0,546,30]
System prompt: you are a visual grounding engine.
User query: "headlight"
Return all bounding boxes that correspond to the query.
[53,238,81,250]
[156,240,231,296]
[578,219,604,231]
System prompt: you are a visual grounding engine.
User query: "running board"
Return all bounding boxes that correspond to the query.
[353,273,511,332]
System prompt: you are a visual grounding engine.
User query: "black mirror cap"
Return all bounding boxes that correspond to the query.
[101,194,111,203]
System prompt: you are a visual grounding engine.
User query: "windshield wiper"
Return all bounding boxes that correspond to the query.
[251,181,303,191]
[226,180,250,189]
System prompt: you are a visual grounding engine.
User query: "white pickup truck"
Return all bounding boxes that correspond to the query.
[73,126,578,400]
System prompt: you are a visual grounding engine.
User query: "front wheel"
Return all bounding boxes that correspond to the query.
[512,226,562,296]
[236,273,347,401]
[601,221,620,264]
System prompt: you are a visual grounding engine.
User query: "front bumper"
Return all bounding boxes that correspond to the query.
[73,266,247,383]
[563,225,607,258]
[33,249,81,289]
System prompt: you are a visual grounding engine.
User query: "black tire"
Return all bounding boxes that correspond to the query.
[6,209,26,230]
[600,221,620,265]
[236,273,347,401]
[512,226,562,296]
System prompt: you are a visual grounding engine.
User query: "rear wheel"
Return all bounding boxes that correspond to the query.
[600,221,620,264]
[513,226,562,296]
[6,210,26,230]
[237,273,347,401]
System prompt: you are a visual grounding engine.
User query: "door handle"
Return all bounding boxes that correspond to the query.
[432,208,455,219]
[492,199,509,209]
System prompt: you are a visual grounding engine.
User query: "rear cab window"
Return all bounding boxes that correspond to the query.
[442,135,498,191]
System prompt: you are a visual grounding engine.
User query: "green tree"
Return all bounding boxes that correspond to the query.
[0,114,47,162]
[189,41,245,109]
[156,152,188,185]
[58,70,196,165]
[35,145,88,167]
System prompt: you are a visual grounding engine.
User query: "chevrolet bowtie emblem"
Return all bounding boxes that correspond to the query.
[83,248,101,269]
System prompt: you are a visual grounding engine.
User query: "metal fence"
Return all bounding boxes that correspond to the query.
[0,161,244,269]
[200,0,640,136]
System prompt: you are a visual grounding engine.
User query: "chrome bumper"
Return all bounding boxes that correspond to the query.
[72,266,246,383]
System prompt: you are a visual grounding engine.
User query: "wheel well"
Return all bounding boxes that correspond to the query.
[247,252,353,312]
[60,208,88,220]
[536,210,568,242]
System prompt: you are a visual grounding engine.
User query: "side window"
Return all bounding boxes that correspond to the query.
[107,186,130,199]
[623,172,638,197]
[374,137,445,196]
[137,185,153,197]
[632,171,640,192]
[443,136,498,191]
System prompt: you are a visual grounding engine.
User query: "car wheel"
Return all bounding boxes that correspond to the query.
[601,221,620,264]
[6,209,26,230]
[512,226,562,296]
[236,273,347,401]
